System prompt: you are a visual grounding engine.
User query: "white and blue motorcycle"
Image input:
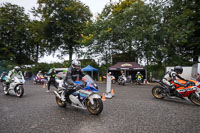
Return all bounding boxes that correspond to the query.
[3,75,25,97]
[54,75,103,115]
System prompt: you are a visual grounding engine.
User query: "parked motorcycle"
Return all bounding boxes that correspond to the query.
[33,75,47,84]
[0,72,7,82]
[152,79,200,105]
[136,75,142,85]
[54,75,103,115]
[3,75,25,97]
[118,75,127,86]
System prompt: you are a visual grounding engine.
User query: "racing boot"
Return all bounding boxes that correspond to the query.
[169,85,176,96]
[61,91,66,102]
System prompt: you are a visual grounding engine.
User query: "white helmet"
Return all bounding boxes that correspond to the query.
[14,66,20,72]
[72,59,81,70]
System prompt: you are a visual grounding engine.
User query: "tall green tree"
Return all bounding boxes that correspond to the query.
[36,0,92,61]
[0,3,35,65]
[27,20,46,63]
[82,0,157,65]
[83,0,200,67]
[160,0,200,65]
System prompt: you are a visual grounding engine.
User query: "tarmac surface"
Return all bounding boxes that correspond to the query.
[0,81,200,133]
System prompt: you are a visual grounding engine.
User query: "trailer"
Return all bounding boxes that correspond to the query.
[166,66,192,79]
[191,63,200,79]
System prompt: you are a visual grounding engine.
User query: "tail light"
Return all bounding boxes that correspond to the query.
[197,84,200,88]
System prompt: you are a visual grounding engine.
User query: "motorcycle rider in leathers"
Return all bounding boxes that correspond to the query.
[135,71,143,80]
[162,66,188,94]
[36,71,43,79]
[6,66,24,88]
[61,60,86,103]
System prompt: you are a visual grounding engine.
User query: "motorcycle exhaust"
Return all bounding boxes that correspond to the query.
[53,91,61,99]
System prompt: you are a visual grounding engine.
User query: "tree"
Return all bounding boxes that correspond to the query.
[82,0,157,65]
[161,0,200,65]
[36,0,92,61]
[0,3,35,65]
[27,20,46,63]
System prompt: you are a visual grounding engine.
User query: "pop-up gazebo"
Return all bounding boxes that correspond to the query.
[108,62,146,81]
[82,65,99,80]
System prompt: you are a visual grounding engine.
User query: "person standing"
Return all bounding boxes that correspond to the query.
[47,68,58,92]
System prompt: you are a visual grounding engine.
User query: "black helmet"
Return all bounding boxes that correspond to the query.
[174,66,183,74]
[14,66,20,72]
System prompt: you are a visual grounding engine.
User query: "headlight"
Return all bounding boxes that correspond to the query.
[94,84,98,89]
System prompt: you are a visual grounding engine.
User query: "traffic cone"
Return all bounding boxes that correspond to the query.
[43,83,45,88]
[111,89,115,96]
[101,93,106,101]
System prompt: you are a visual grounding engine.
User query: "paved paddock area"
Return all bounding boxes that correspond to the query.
[0,81,200,133]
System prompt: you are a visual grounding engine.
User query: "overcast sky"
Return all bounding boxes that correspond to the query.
[0,0,119,18]
[0,0,119,63]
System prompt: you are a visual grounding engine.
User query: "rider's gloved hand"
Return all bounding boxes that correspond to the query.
[170,85,176,89]
[185,80,189,82]
[75,85,82,91]
[73,83,81,91]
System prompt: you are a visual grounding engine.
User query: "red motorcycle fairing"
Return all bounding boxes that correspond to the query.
[176,86,197,97]
[170,79,198,88]
[170,79,199,97]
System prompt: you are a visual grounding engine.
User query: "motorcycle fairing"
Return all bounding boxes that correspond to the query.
[176,86,198,97]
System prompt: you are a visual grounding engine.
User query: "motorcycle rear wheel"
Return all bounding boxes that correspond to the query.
[16,85,24,97]
[86,98,103,115]
[56,97,66,107]
[189,93,200,106]
[152,86,164,99]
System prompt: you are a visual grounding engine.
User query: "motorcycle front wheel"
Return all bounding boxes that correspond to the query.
[16,85,24,97]
[152,86,164,99]
[3,84,9,95]
[138,80,141,85]
[189,93,200,106]
[86,98,103,115]
[55,96,66,107]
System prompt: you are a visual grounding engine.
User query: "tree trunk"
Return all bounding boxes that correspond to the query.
[69,45,73,61]
[35,44,39,63]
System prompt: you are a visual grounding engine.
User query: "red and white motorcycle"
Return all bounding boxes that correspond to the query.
[152,79,200,105]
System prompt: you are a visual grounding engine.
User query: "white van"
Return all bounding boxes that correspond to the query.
[48,68,68,79]
[55,68,68,79]
[166,66,192,79]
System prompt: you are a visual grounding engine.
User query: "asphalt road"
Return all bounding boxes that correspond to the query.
[0,81,200,133]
